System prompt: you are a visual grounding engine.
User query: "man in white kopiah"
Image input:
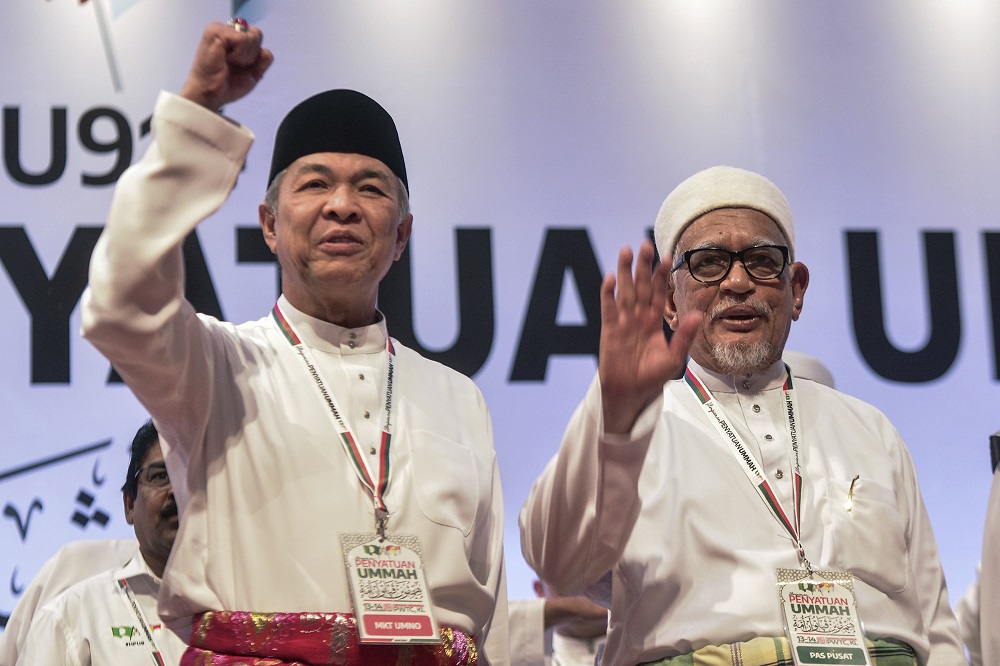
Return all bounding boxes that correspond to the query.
[81,21,506,666]
[520,166,967,666]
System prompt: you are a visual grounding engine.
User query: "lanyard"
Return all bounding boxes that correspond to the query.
[115,577,166,666]
[684,364,812,572]
[272,303,396,537]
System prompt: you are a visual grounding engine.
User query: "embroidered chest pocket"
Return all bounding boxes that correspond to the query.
[409,433,481,536]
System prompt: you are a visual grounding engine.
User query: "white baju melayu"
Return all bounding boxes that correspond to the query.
[80,92,508,664]
[954,567,981,666]
[550,632,603,666]
[0,538,138,665]
[15,554,186,665]
[520,360,966,666]
[979,470,1000,666]
[508,599,547,666]
[508,599,603,666]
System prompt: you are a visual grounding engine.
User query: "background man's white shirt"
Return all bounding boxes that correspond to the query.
[16,553,186,665]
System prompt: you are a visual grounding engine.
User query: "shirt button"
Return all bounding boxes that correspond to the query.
[359,374,365,380]
[369,447,376,455]
[742,380,751,390]
[364,411,370,419]
[348,341,356,349]
[349,332,357,339]
[752,404,761,413]
[775,469,784,479]
[764,434,773,441]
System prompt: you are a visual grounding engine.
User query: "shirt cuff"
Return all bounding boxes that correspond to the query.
[588,374,664,445]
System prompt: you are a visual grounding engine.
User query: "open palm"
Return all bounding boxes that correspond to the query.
[599,241,699,434]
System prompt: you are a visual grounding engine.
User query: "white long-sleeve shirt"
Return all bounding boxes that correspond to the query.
[508,599,603,666]
[80,92,508,664]
[16,554,186,665]
[520,360,966,666]
[509,599,547,666]
[0,539,138,666]
[979,471,1000,666]
[954,566,981,666]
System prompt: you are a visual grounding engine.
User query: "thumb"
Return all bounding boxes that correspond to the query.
[669,312,701,360]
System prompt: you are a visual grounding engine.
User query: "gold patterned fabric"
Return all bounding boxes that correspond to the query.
[638,636,917,666]
[179,611,477,666]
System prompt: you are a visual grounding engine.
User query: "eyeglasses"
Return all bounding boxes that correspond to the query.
[134,463,171,490]
[672,245,789,284]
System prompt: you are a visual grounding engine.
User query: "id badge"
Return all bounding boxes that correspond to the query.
[341,533,440,644]
[777,568,871,666]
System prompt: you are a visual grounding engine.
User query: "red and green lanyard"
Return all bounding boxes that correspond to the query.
[684,364,812,572]
[115,577,166,666]
[272,303,396,537]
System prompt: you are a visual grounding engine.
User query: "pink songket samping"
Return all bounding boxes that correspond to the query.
[181,611,478,666]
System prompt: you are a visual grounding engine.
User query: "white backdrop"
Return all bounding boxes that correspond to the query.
[1,0,996,628]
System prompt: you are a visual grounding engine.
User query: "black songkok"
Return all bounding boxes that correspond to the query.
[267,89,408,193]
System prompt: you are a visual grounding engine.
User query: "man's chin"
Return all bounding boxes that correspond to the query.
[708,340,775,376]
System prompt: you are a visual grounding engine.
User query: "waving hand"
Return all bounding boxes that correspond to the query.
[599,241,700,434]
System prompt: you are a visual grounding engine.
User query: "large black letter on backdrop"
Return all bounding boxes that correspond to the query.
[3,107,68,185]
[647,226,676,346]
[79,107,132,186]
[0,226,101,383]
[846,230,960,382]
[984,232,1000,380]
[0,227,224,384]
[183,234,225,316]
[236,226,279,297]
[379,229,494,377]
[510,228,602,381]
[103,233,225,384]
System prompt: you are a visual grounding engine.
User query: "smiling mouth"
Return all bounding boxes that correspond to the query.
[709,298,771,325]
[712,306,769,332]
[319,236,364,254]
[720,312,760,322]
[321,230,362,243]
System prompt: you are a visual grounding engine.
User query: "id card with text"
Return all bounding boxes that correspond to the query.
[777,568,871,666]
[342,533,440,644]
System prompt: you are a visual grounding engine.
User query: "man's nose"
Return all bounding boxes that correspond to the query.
[719,259,755,293]
[322,186,361,220]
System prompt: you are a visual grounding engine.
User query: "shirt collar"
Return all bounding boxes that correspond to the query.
[276,294,388,354]
[688,358,787,394]
[117,551,161,585]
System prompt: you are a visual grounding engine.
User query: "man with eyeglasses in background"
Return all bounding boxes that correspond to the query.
[520,166,966,666]
[16,421,186,665]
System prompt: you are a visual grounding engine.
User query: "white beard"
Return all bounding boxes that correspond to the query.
[709,340,775,376]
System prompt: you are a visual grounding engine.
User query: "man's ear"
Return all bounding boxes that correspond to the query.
[258,203,278,255]
[394,213,413,261]
[123,492,135,527]
[789,262,809,321]
[663,277,680,331]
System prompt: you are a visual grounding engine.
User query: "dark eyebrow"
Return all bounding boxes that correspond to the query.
[145,462,167,472]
